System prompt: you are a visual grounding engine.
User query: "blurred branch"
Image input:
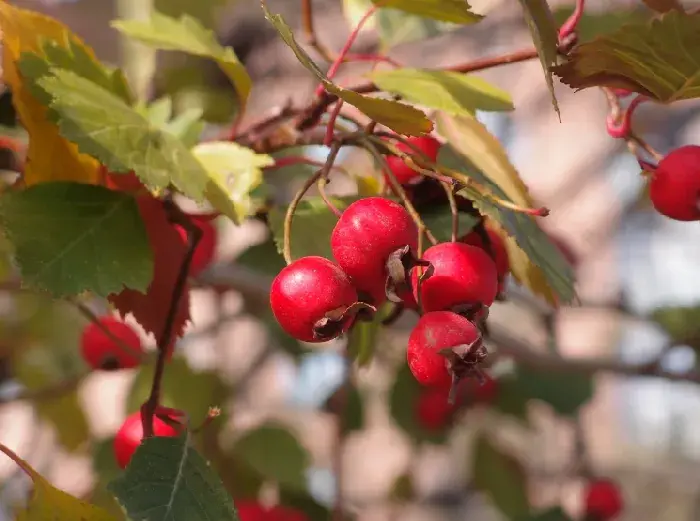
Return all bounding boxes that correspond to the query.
[301,0,335,62]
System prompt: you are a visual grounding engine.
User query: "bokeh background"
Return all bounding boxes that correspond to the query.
[1,0,700,520]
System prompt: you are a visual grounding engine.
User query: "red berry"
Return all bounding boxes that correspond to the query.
[415,385,456,431]
[385,136,441,185]
[649,145,700,221]
[407,311,481,388]
[103,168,145,193]
[461,374,499,405]
[237,501,308,521]
[584,479,623,520]
[175,216,218,277]
[113,411,178,469]
[412,242,498,313]
[80,316,143,370]
[270,256,358,342]
[461,226,510,292]
[331,197,418,307]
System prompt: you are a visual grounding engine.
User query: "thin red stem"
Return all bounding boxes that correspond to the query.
[343,53,402,67]
[325,100,345,146]
[558,0,585,40]
[606,95,647,140]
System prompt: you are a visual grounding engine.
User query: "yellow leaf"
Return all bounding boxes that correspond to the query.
[0,1,100,185]
[0,443,117,521]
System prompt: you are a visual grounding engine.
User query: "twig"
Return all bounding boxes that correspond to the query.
[301,0,335,62]
[140,200,202,438]
[344,53,402,67]
[266,155,351,177]
[318,177,342,217]
[444,183,459,242]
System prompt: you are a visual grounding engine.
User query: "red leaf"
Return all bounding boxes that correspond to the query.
[108,195,191,352]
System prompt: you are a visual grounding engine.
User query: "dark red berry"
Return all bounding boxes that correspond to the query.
[175,216,218,277]
[584,479,623,520]
[412,242,498,313]
[331,197,418,307]
[407,311,484,389]
[385,136,441,185]
[237,501,308,521]
[415,385,457,431]
[649,145,700,221]
[461,225,510,293]
[103,168,145,193]
[270,256,359,342]
[80,316,143,370]
[114,411,178,469]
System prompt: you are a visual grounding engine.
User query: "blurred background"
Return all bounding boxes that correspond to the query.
[1,0,700,520]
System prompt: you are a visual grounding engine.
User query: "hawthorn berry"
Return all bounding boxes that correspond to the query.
[412,242,498,313]
[270,256,360,342]
[331,197,420,307]
[175,216,218,277]
[648,145,700,221]
[113,411,179,469]
[415,385,457,431]
[461,225,510,293]
[236,501,308,521]
[103,167,145,193]
[407,311,486,393]
[385,136,441,185]
[584,479,623,520]
[80,316,143,370]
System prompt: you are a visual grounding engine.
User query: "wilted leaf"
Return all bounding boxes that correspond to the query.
[472,435,530,520]
[517,0,560,115]
[0,2,103,185]
[552,6,649,43]
[236,239,287,277]
[232,424,310,491]
[436,114,575,305]
[651,305,700,349]
[553,10,700,102]
[517,507,574,521]
[420,206,480,243]
[109,435,239,521]
[113,12,252,109]
[26,65,210,199]
[109,195,191,348]
[0,182,152,297]
[192,141,274,224]
[369,69,513,115]
[263,6,432,136]
[513,365,593,416]
[373,0,482,24]
[640,0,683,13]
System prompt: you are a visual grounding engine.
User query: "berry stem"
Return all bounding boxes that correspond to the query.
[325,100,345,146]
[343,53,402,67]
[301,0,335,62]
[557,0,585,40]
[141,200,202,438]
[443,183,459,242]
[317,177,343,218]
[283,141,344,264]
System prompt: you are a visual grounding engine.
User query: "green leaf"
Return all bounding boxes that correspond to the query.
[154,0,227,26]
[236,239,287,277]
[492,377,530,424]
[436,114,575,305]
[651,305,700,349]
[553,10,700,102]
[373,0,482,24]
[517,507,574,521]
[232,424,310,491]
[0,182,152,297]
[472,435,530,520]
[420,206,480,243]
[389,363,449,445]
[376,8,456,49]
[262,6,432,136]
[109,435,239,521]
[347,306,388,367]
[166,109,205,148]
[552,6,649,43]
[90,438,127,519]
[142,96,173,126]
[192,141,274,225]
[24,65,211,199]
[369,69,513,115]
[517,0,560,116]
[112,12,252,109]
[324,384,365,435]
[513,365,593,416]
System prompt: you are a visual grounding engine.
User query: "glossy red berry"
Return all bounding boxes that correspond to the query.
[80,316,143,370]
[331,197,418,307]
[461,226,510,293]
[407,311,483,388]
[415,385,457,431]
[270,256,358,342]
[385,136,441,185]
[237,501,308,521]
[412,242,498,313]
[649,145,700,221]
[114,411,179,469]
[584,479,623,520]
[175,216,218,277]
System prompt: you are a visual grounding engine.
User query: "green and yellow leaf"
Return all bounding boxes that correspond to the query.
[372,0,482,24]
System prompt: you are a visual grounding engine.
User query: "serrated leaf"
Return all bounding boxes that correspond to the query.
[166,109,205,148]
[389,363,449,445]
[651,305,700,349]
[516,507,574,521]
[113,12,252,109]
[369,69,513,115]
[420,206,480,243]
[1,444,118,521]
[0,182,152,297]
[517,0,560,116]
[436,114,575,305]
[237,239,287,277]
[0,2,103,185]
[263,6,432,136]
[25,65,210,199]
[472,435,530,520]
[640,0,683,13]
[553,10,700,102]
[192,141,274,225]
[552,6,649,43]
[373,0,482,24]
[232,424,310,491]
[513,365,593,416]
[109,435,239,521]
